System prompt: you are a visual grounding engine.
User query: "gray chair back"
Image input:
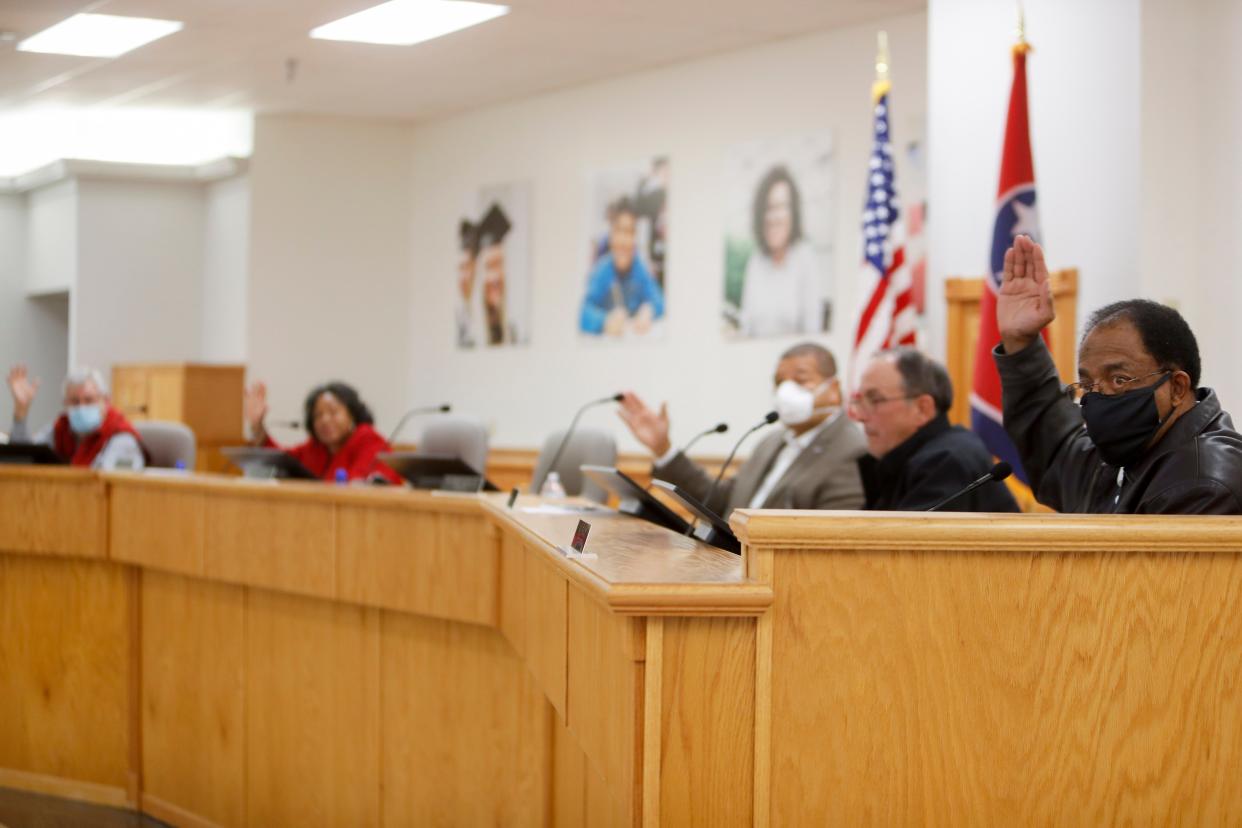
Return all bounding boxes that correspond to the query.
[418,416,489,474]
[532,428,617,503]
[133,420,196,469]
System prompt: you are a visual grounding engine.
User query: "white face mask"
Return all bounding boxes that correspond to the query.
[773,379,835,426]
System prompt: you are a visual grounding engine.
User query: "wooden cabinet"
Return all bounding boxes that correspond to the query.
[111,364,244,473]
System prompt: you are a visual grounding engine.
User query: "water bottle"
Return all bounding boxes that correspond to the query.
[540,471,567,498]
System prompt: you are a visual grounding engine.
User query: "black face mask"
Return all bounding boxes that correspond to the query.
[1079,372,1173,468]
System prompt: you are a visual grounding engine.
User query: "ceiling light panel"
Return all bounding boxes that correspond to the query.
[17,13,183,58]
[310,0,509,47]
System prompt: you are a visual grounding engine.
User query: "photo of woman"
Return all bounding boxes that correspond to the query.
[724,132,834,339]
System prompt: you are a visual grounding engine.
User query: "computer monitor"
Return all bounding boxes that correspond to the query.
[579,465,690,535]
[220,446,318,480]
[649,479,740,555]
[377,452,500,492]
[0,443,65,465]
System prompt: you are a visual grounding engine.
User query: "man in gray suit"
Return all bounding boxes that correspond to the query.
[618,342,866,518]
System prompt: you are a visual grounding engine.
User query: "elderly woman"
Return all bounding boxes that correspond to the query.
[737,165,823,338]
[244,380,400,483]
[6,364,147,469]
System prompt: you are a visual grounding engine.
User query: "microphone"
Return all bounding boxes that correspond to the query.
[702,411,778,512]
[388,403,452,444]
[265,418,303,430]
[679,422,728,457]
[926,462,1013,511]
[534,393,622,492]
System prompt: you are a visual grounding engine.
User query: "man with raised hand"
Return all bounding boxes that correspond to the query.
[993,235,1242,513]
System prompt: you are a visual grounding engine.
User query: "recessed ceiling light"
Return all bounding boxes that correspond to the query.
[17,13,183,58]
[310,0,509,46]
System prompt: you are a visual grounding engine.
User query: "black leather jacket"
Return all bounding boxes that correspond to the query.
[994,339,1242,514]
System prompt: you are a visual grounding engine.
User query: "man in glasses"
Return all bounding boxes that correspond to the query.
[994,235,1242,513]
[849,349,1019,512]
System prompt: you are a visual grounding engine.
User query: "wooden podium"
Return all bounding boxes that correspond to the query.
[4,467,1242,825]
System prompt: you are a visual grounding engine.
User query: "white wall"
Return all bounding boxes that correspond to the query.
[0,192,69,430]
[927,0,1143,363]
[202,175,251,362]
[247,115,414,441]
[25,180,77,296]
[1189,0,1242,411]
[406,13,927,452]
[73,178,206,371]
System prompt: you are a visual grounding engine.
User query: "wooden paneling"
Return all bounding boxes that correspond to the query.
[0,555,131,797]
[110,484,205,576]
[768,546,1242,825]
[551,710,588,828]
[141,571,245,827]
[524,551,569,719]
[182,366,245,444]
[204,493,336,598]
[499,531,527,655]
[336,506,497,626]
[0,468,104,557]
[380,610,549,826]
[245,589,381,828]
[659,616,755,827]
[566,588,644,827]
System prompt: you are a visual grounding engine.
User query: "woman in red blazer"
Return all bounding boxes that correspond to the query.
[244,380,401,483]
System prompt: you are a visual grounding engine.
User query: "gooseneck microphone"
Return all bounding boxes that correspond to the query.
[534,393,623,492]
[926,461,1013,511]
[265,418,303,430]
[679,422,728,457]
[702,411,779,512]
[388,403,452,444]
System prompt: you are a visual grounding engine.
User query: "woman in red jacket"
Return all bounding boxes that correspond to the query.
[244,380,401,483]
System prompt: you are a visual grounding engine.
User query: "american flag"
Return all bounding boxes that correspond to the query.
[851,76,915,385]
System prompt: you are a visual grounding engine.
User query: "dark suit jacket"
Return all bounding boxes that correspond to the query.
[653,414,867,518]
[860,414,1020,512]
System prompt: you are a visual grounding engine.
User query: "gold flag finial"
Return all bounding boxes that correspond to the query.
[1014,2,1032,54]
[872,30,891,101]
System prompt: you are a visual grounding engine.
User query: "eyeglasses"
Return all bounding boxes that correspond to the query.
[847,392,917,416]
[1065,369,1170,403]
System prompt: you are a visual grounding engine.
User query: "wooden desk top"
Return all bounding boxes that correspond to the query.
[732,507,1242,551]
[482,493,771,615]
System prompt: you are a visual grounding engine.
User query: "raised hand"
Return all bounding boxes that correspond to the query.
[7,364,40,421]
[997,235,1055,353]
[616,391,672,456]
[243,381,269,441]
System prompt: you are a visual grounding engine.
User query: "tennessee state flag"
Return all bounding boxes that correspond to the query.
[970,39,1042,485]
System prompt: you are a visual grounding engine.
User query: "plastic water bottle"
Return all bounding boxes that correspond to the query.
[540,471,567,498]
[334,468,348,485]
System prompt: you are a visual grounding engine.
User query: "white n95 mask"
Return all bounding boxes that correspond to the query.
[773,380,833,426]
